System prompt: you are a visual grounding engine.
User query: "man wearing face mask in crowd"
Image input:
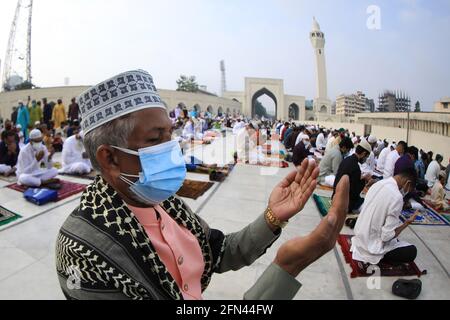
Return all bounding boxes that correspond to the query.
[16,129,59,187]
[56,70,351,300]
[333,138,373,214]
[351,168,419,266]
[60,131,93,176]
[292,136,314,167]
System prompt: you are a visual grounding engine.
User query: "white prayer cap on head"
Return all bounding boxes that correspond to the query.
[29,129,43,140]
[359,138,372,154]
[16,124,22,130]
[368,135,377,144]
[35,121,41,126]
[18,100,23,105]
[77,70,166,135]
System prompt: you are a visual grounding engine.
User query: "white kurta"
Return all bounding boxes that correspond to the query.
[236,128,256,162]
[16,143,58,187]
[232,122,245,135]
[383,150,400,179]
[361,151,376,175]
[61,135,92,175]
[424,160,441,188]
[351,178,411,264]
[316,133,327,150]
[182,122,194,140]
[376,146,391,172]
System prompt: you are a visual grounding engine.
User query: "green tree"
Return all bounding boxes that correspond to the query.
[414,101,421,112]
[176,75,199,93]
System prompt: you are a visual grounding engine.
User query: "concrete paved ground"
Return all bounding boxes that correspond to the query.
[0,133,449,300]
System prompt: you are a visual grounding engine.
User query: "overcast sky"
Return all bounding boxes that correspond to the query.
[1,0,449,110]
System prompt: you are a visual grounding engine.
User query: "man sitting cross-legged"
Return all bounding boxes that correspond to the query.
[60,131,93,176]
[16,129,59,188]
[351,168,419,266]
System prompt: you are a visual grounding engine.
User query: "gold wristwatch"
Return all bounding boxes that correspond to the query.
[265,207,288,229]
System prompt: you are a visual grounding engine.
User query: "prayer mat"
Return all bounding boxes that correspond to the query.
[400,208,449,226]
[7,180,87,202]
[0,206,22,227]
[317,184,334,192]
[176,180,215,200]
[442,214,450,224]
[422,200,450,215]
[237,161,289,168]
[313,194,332,217]
[337,235,426,278]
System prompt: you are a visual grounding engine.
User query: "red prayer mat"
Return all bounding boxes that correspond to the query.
[7,180,87,202]
[337,235,426,278]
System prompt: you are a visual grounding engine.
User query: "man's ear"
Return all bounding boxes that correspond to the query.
[96,145,121,177]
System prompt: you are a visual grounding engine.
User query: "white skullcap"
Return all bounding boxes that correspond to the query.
[16,124,22,130]
[29,129,42,140]
[368,135,377,144]
[35,121,41,126]
[359,138,372,154]
[18,100,23,105]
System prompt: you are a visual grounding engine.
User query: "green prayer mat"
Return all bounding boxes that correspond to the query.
[0,206,22,227]
[313,194,332,217]
[442,214,450,224]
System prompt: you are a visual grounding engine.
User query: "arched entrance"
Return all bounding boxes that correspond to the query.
[320,105,328,113]
[217,107,223,117]
[207,106,213,114]
[193,104,201,112]
[252,88,277,120]
[288,103,300,120]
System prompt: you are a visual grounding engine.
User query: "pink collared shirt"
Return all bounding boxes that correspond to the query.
[128,204,205,300]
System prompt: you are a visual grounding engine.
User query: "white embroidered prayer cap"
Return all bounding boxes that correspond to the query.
[77,70,166,135]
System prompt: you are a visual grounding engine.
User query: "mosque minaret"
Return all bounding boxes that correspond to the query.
[310,17,332,114]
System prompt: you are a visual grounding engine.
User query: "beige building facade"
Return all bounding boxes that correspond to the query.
[223,77,306,121]
[336,91,367,117]
[434,97,450,113]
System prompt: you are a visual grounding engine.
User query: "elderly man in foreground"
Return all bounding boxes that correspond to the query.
[56,70,350,300]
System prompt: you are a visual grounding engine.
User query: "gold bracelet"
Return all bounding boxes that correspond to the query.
[265,207,288,229]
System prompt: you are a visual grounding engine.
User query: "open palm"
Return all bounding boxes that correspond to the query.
[269,159,320,222]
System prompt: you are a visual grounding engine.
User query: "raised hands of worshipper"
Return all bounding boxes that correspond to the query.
[274,176,350,277]
[269,158,320,223]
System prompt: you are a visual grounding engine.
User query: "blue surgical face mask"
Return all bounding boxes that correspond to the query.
[113,140,187,206]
